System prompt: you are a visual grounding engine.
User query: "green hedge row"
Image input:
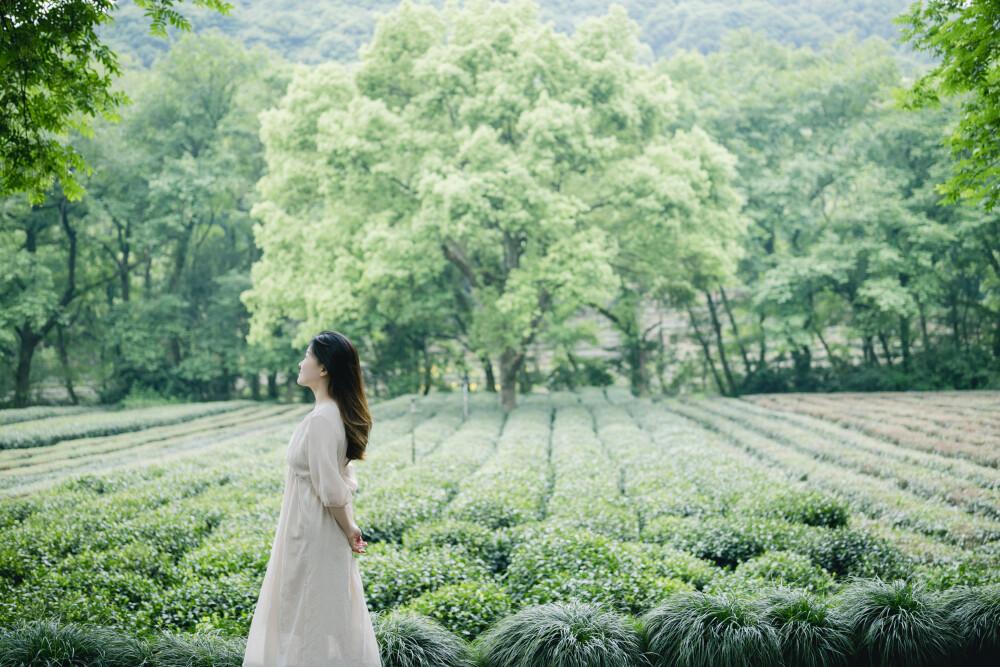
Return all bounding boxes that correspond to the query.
[3,581,997,667]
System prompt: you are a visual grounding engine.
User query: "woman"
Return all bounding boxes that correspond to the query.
[243,331,381,667]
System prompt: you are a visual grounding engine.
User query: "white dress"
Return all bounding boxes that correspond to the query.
[243,401,381,667]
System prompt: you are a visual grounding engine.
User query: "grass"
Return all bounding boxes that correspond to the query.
[475,600,646,667]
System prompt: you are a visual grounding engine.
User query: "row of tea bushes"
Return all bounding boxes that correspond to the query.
[668,399,1000,548]
[0,401,254,449]
[3,580,997,667]
[0,405,93,426]
[699,398,1000,521]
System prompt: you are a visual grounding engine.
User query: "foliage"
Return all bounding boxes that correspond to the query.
[895,0,1000,211]
[640,591,781,667]
[835,578,960,667]
[0,619,146,667]
[402,580,512,640]
[402,519,512,573]
[359,544,491,612]
[147,630,246,667]
[729,552,836,596]
[372,610,473,667]
[758,589,851,667]
[475,600,646,667]
[944,583,1000,663]
[0,0,231,202]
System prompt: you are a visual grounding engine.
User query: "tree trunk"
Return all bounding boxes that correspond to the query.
[250,372,261,400]
[266,371,278,400]
[900,315,912,374]
[719,286,752,375]
[878,331,894,368]
[481,356,496,393]
[687,306,726,396]
[14,328,42,408]
[499,347,522,411]
[705,291,738,396]
[56,325,78,405]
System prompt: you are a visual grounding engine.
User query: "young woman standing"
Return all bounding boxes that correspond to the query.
[243,330,381,666]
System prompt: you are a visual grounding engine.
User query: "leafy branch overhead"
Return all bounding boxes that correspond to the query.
[0,0,232,203]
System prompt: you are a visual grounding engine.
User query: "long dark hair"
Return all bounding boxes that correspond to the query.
[309,330,371,461]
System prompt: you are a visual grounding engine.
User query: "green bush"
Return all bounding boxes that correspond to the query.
[640,591,781,667]
[759,589,851,667]
[0,619,147,667]
[148,630,246,667]
[475,601,646,667]
[402,580,512,640]
[643,515,810,568]
[373,610,473,667]
[730,551,836,595]
[795,527,910,579]
[359,544,491,611]
[944,583,1000,664]
[738,488,850,529]
[912,554,1000,590]
[835,578,959,667]
[504,527,712,614]
[402,519,512,573]
[151,570,260,633]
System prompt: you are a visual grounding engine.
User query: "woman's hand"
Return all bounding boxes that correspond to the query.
[345,523,368,554]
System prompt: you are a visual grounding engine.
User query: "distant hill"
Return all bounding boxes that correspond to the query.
[101,0,916,67]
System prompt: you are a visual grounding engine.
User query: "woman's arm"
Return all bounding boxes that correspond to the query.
[329,502,367,554]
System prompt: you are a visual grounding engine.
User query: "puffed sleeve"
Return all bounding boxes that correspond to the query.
[304,411,357,508]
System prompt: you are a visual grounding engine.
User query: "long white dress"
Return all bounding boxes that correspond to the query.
[243,401,381,667]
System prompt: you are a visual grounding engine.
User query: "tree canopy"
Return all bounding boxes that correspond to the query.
[896,0,1000,211]
[0,0,231,202]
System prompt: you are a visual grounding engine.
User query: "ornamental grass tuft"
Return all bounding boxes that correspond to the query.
[475,600,647,667]
[640,591,781,667]
[372,610,473,667]
[945,583,1000,665]
[759,588,851,667]
[0,619,146,667]
[835,578,959,667]
[148,630,246,667]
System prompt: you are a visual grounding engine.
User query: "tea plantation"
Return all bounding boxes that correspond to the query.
[1,389,998,666]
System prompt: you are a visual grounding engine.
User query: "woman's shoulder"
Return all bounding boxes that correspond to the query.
[310,401,344,427]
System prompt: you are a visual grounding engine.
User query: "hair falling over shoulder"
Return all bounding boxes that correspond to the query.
[309,330,372,461]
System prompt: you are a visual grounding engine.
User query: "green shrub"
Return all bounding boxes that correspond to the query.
[504,527,711,614]
[796,527,910,579]
[640,591,781,667]
[912,554,1000,590]
[359,544,491,611]
[151,570,260,633]
[402,519,512,573]
[475,601,646,667]
[148,630,246,667]
[402,580,512,640]
[739,487,850,529]
[835,578,959,667]
[729,551,836,595]
[373,610,473,667]
[945,583,1000,664]
[0,619,147,667]
[643,515,810,568]
[759,589,851,667]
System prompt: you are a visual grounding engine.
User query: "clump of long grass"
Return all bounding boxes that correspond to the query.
[148,630,245,667]
[640,591,780,667]
[835,578,959,667]
[372,610,472,667]
[0,619,146,667]
[759,588,851,667]
[945,583,1000,665]
[475,600,646,667]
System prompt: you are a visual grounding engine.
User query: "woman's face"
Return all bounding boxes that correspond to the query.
[296,345,327,388]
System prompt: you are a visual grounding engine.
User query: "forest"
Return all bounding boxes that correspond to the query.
[2,0,998,408]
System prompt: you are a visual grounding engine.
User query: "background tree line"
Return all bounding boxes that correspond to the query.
[2,0,997,407]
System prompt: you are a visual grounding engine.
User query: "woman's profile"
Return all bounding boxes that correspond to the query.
[243,330,381,666]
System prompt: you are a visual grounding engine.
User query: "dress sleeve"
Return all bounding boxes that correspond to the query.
[303,411,357,508]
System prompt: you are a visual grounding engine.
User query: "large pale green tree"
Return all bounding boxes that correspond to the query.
[244,0,744,408]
